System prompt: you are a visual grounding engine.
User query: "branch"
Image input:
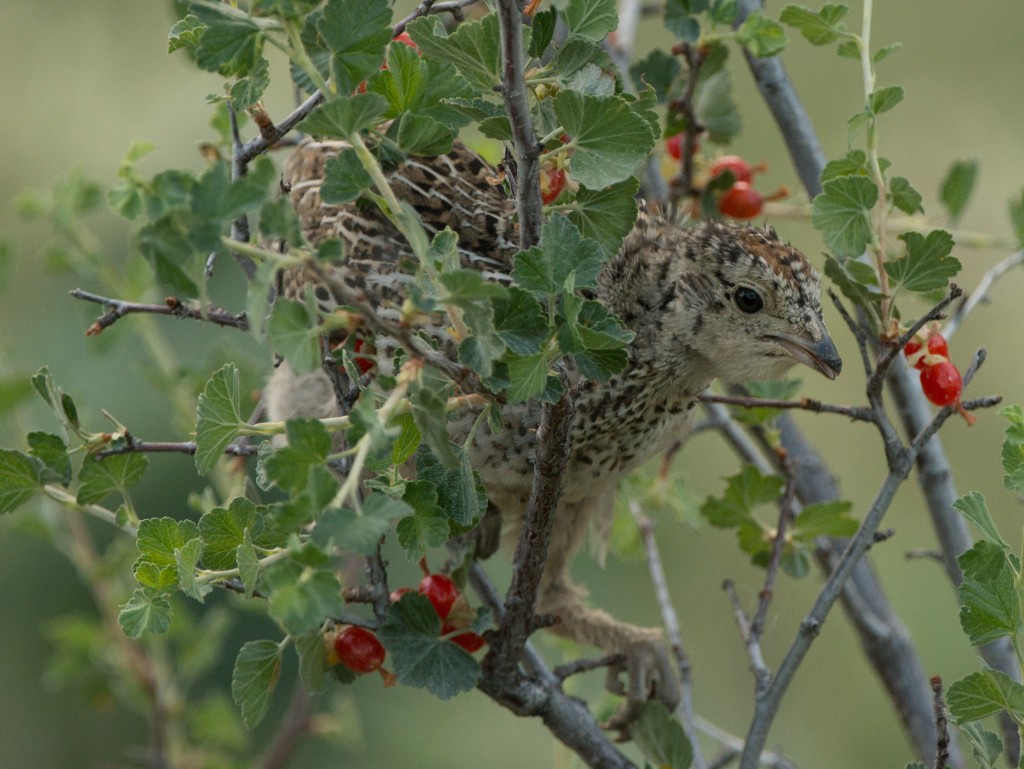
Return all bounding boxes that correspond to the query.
[697,392,873,422]
[495,0,543,249]
[629,500,707,769]
[394,0,483,34]
[944,248,1024,340]
[255,683,313,769]
[71,289,249,335]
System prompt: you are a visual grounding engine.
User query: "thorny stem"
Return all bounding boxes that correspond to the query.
[71,288,250,334]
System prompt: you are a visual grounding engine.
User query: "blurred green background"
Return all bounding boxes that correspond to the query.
[1,2,1023,767]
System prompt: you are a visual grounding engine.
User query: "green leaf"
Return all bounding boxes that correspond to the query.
[295,629,329,693]
[229,57,270,111]
[1008,190,1024,249]
[137,517,202,567]
[416,443,485,528]
[504,353,550,403]
[378,592,479,698]
[958,541,1012,584]
[175,538,212,602]
[811,175,878,257]
[231,640,283,729]
[528,8,556,57]
[1001,405,1024,493]
[953,491,1008,548]
[396,480,450,560]
[779,4,850,45]
[701,466,784,528]
[947,669,1024,724]
[553,92,655,190]
[821,149,869,181]
[119,588,173,638]
[405,14,505,95]
[134,560,178,591]
[886,230,960,294]
[409,372,458,470]
[299,93,389,139]
[258,195,304,244]
[268,297,320,374]
[236,529,261,599]
[663,0,701,42]
[792,500,857,539]
[320,148,373,205]
[0,449,46,514]
[264,561,345,636]
[565,178,640,256]
[694,67,742,144]
[168,14,204,54]
[628,49,682,103]
[390,413,421,467]
[562,0,617,41]
[492,287,549,356]
[824,254,883,309]
[194,363,245,474]
[958,566,1022,646]
[314,502,394,556]
[631,702,693,769]
[868,85,903,115]
[889,176,923,215]
[199,498,270,570]
[138,215,200,296]
[553,38,619,96]
[188,1,265,76]
[512,214,607,298]
[76,453,148,505]
[396,113,455,157]
[940,159,979,226]
[262,418,332,494]
[736,10,788,57]
[316,0,392,95]
[960,722,1003,769]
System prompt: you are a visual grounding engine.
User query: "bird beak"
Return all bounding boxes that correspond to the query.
[768,323,843,380]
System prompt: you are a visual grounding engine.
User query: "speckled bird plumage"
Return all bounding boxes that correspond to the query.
[266,140,841,724]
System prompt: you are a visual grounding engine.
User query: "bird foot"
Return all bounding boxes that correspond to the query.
[600,632,680,738]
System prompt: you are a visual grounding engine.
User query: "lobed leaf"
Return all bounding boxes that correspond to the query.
[780,4,851,46]
[1001,405,1024,493]
[119,588,173,638]
[811,176,878,257]
[378,592,479,699]
[316,0,392,95]
[631,702,693,769]
[0,449,47,514]
[947,669,1024,724]
[885,230,960,294]
[939,159,978,225]
[76,453,148,506]
[958,566,1022,646]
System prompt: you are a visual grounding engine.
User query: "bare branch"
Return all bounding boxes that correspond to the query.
[394,0,483,35]
[930,676,950,769]
[71,288,249,335]
[629,500,707,769]
[698,391,874,422]
[945,248,1024,339]
[722,579,770,688]
[750,456,797,640]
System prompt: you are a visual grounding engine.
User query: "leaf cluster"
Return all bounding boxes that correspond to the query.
[945,407,1024,762]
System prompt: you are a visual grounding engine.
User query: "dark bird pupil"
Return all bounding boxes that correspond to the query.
[735,287,763,313]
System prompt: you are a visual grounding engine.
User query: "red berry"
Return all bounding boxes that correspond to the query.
[904,333,949,370]
[718,182,764,219]
[352,337,375,375]
[443,624,486,653]
[392,31,418,50]
[710,155,759,183]
[540,167,567,205]
[920,360,962,407]
[666,134,683,161]
[418,573,460,620]
[333,626,386,674]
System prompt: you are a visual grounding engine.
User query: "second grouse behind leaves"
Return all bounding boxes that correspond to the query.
[265,140,842,728]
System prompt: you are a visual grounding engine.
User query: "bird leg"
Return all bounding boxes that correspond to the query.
[534,498,680,733]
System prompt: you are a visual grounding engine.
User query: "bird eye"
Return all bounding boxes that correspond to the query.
[734,287,763,313]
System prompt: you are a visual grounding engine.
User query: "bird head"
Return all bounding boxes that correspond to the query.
[608,219,842,388]
[676,221,842,384]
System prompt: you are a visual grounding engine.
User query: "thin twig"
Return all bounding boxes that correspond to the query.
[629,500,706,769]
[722,579,770,688]
[697,392,873,422]
[96,439,258,458]
[394,0,483,34]
[945,249,1024,339]
[750,456,797,640]
[255,683,313,769]
[71,289,249,335]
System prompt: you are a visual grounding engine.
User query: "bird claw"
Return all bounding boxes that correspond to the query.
[601,635,680,738]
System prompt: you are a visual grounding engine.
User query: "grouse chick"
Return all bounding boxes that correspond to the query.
[265,140,843,725]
